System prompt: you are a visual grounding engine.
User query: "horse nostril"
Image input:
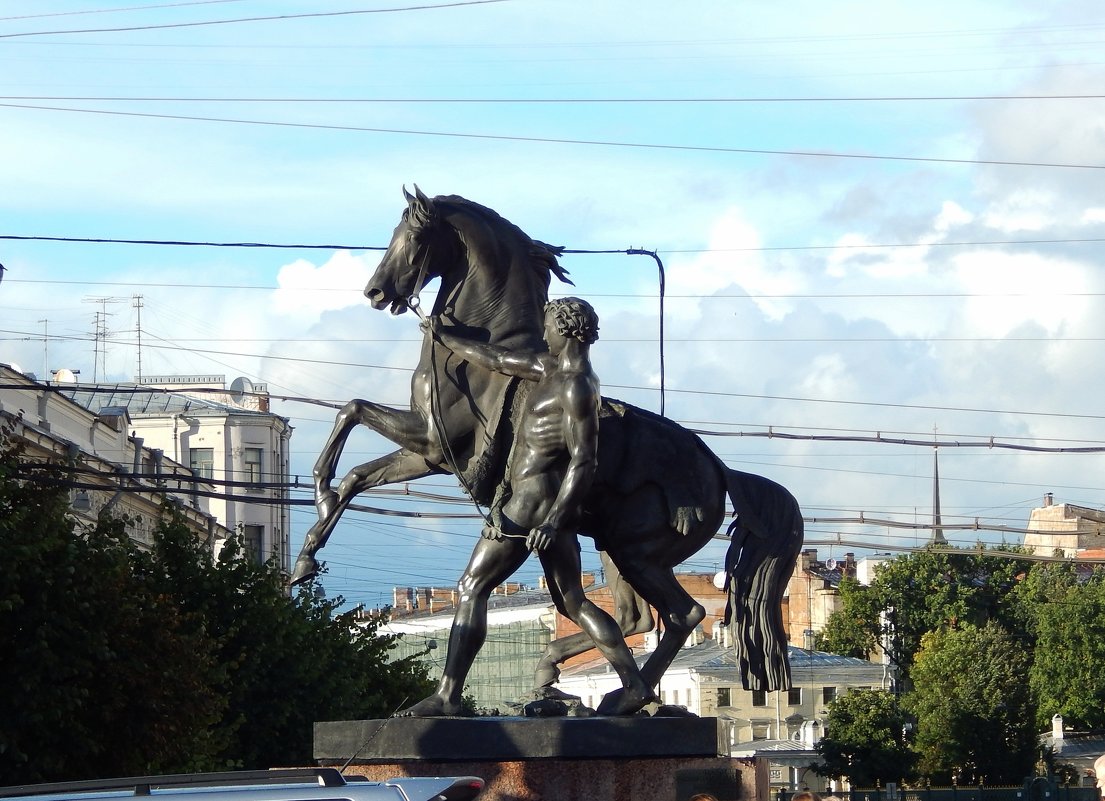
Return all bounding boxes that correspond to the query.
[365,287,384,301]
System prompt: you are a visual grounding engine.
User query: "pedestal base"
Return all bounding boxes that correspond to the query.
[314,717,767,801]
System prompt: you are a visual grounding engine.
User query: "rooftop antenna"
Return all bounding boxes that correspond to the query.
[82,296,126,381]
[133,294,144,382]
[38,318,48,377]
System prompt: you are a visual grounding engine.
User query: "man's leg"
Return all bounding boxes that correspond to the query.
[539,536,656,715]
[400,531,529,716]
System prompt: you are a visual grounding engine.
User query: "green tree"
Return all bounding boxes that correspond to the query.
[816,689,915,787]
[0,437,222,784]
[815,576,878,659]
[141,514,435,769]
[1016,562,1105,730]
[818,548,1027,689]
[0,429,434,781]
[904,622,1036,784]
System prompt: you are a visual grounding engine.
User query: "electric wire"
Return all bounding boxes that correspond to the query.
[0,1,512,39]
[3,234,1103,256]
[2,102,1102,170]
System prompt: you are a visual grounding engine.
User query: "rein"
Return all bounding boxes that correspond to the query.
[404,251,505,535]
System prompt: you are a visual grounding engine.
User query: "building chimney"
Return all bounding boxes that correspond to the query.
[1045,492,1054,507]
[1052,713,1064,740]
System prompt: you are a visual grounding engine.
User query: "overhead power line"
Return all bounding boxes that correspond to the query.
[0,1,249,23]
[2,102,1102,170]
[0,0,511,39]
[3,233,1103,254]
[8,377,1105,442]
[3,93,1105,103]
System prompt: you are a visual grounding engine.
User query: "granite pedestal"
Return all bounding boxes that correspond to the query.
[315,717,767,801]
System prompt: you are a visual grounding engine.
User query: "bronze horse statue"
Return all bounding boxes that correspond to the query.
[292,188,803,699]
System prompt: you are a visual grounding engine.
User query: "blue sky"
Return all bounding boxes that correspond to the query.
[3,1,1105,609]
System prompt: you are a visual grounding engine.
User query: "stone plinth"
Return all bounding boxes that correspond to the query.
[314,717,767,801]
[315,716,723,762]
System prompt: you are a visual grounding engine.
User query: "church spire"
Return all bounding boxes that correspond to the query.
[931,447,947,545]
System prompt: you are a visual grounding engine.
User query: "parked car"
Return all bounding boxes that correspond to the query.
[0,767,484,801]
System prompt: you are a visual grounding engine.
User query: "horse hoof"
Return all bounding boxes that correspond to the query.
[289,555,319,586]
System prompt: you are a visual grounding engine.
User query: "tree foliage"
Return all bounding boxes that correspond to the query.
[817,548,1027,689]
[814,576,877,659]
[142,522,435,769]
[0,440,222,782]
[0,432,433,784]
[1016,562,1105,730]
[816,689,915,787]
[904,622,1036,784]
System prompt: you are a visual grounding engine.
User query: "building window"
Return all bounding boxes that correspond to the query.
[243,524,264,564]
[717,687,732,708]
[752,689,767,707]
[243,447,263,482]
[189,447,214,479]
[752,724,770,741]
[823,686,837,704]
[788,687,802,706]
[673,689,680,705]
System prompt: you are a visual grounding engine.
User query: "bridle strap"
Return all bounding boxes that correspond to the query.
[403,238,499,532]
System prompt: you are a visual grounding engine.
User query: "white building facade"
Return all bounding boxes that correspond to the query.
[59,373,293,569]
[0,363,230,547]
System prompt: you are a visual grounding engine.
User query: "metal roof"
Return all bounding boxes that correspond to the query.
[59,383,268,417]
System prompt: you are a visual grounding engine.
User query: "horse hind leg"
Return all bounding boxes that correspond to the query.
[619,557,706,690]
[532,551,654,691]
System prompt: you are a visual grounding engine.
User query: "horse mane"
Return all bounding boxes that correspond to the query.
[433,194,574,287]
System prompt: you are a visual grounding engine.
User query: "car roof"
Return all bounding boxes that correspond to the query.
[0,769,484,801]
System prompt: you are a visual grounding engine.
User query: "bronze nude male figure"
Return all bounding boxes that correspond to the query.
[400,297,655,717]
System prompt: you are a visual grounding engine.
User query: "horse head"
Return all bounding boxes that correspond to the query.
[365,185,457,315]
[366,187,574,348]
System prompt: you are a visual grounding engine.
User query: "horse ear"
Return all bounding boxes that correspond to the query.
[404,184,435,228]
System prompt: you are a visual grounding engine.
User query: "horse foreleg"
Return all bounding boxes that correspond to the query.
[291,448,439,585]
[312,399,439,513]
[533,551,654,689]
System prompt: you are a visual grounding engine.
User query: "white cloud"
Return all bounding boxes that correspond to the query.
[272,251,378,319]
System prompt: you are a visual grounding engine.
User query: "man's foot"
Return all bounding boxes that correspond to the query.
[289,553,319,586]
[397,695,468,717]
[596,684,658,716]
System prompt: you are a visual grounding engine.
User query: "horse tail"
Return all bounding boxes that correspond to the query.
[722,468,804,692]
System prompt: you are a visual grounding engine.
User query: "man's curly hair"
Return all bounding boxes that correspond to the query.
[545,296,600,345]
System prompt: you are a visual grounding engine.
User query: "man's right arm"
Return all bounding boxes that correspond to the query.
[428,317,545,381]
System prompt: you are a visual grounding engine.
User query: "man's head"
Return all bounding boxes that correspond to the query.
[543,297,599,347]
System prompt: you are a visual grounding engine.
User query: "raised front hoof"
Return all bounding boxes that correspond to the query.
[289,554,319,586]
